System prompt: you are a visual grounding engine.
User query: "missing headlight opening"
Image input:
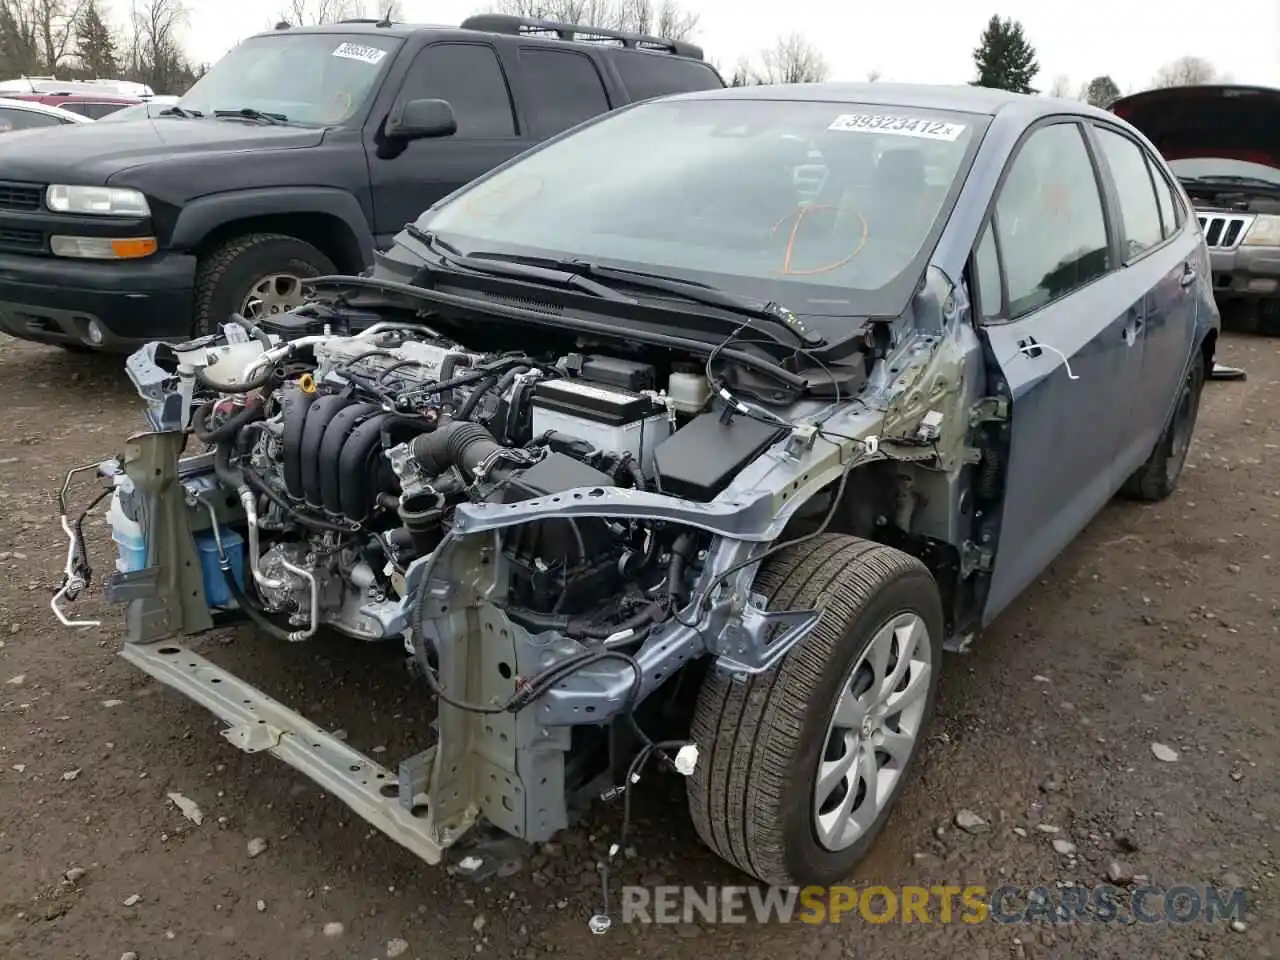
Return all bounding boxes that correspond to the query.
[53,255,990,906]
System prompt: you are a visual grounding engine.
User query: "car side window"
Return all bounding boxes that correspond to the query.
[1148,158,1183,239]
[1095,127,1164,258]
[517,48,610,137]
[79,102,127,119]
[994,122,1109,320]
[0,107,60,131]
[612,51,724,100]
[399,42,515,138]
[973,220,1004,321]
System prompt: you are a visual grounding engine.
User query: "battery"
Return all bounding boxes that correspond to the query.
[530,379,670,471]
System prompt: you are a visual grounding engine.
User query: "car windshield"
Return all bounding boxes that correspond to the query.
[98,98,179,123]
[178,32,401,126]
[418,97,984,318]
[1170,156,1280,185]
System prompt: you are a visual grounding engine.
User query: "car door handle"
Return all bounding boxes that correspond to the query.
[1180,264,1197,287]
[1122,311,1143,342]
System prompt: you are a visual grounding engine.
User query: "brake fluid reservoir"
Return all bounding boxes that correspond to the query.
[667,369,710,415]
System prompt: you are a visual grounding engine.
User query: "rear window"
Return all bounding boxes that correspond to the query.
[61,101,129,119]
[612,50,723,101]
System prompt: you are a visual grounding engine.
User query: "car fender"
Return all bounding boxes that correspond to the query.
[168,187,376,264]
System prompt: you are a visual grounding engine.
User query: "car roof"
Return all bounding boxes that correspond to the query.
[3,92,139,104]
[0,96,93,122]
[249,16,707,61]
[669,81,1120,121]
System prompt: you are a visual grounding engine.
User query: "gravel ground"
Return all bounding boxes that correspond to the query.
[0,332,1276,960]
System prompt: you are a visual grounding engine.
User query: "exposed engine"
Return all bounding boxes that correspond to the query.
[179,322,723,649]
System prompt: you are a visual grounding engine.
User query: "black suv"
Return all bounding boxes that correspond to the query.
[0,14,723,351]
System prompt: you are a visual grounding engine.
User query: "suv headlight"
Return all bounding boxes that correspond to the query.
[1242,214,1280,247]
[45,185,150,217]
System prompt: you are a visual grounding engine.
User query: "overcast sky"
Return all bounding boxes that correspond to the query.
[179,0,1280,94]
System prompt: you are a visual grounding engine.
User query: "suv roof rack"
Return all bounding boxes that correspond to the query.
[459,13,704,60]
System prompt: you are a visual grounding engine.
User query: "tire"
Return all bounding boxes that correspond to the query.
[193,233,335,337]
[1119,351,1205,502]
[687,533,944,886]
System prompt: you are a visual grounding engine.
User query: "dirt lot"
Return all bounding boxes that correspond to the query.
[0,332,1276,960]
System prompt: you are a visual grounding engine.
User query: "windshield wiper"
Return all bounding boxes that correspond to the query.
[213,107,288,125]
[465,250,826,347]
[157,105,202,118]
[402,225,635,302]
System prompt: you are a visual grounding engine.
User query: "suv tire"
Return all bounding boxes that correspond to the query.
[687,533,943,886]
[1119,351,1205,502]
[193,233,335,336]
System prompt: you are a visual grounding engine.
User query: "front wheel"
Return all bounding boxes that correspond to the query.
[192,233,335,337]
[687,533,943,886]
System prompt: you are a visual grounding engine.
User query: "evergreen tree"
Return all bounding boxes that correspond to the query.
[971,14,1039,94]
[76,0,120,79]
[1084,75,1121,108]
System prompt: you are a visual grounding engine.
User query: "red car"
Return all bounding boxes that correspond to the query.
[2,92,140,120]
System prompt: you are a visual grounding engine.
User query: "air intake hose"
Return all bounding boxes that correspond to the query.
[409,420,505,482]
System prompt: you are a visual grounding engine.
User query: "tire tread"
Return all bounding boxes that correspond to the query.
[193,233,331,337]
[687,533,935,885]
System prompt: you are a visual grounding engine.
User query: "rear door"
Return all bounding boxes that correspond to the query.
[365,41,532,246]
[508,44,614,139]
[972,119,1135,622]
[1088,122,1201,471]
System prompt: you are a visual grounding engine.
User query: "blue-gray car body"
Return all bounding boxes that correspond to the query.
[53,81,1217,890]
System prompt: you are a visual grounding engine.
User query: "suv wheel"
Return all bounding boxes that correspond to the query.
[687,533,943,886]
[193,233,335,336]
[1119,351,1205,502]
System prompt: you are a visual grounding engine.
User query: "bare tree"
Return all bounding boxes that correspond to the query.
[278,0,365,25]
[128,0,190,92]
[725,56,755,86]
[754,33,828,85]
[0,0,87,74]
[0,1,43,76]
[486,0,698,41]
[1151,55,1219,88]
[1047,74,1073,98]
[865,68,882,82]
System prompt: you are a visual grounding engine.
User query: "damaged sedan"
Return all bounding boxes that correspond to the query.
[55,83,1218,896]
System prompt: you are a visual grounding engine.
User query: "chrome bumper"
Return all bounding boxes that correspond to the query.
[121,640,455,865]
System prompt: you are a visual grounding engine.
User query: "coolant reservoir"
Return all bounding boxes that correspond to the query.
[107,478,146,573]
[667,368,710,415]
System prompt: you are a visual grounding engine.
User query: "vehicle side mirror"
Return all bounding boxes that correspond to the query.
[385,98,456,141]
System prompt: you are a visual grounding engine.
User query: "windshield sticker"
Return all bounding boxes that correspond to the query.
[331,42,388,65]
[828,114,966,141]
